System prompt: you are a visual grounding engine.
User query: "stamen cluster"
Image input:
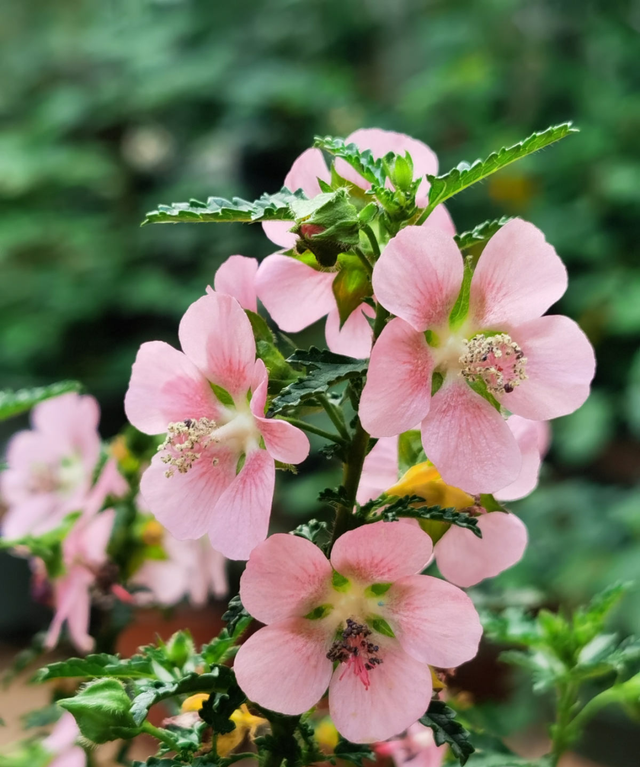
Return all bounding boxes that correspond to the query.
[158,417,216,477]
[459,333,527,395]
[327,618,383,690]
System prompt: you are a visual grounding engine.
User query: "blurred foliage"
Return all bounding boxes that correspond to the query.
[1,0,639,754]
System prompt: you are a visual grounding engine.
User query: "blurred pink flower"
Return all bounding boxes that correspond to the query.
[43,712,85,767]
[375,722,446,767]
[134,532,227,607]
[1,393,123,539]
[125,293,309,560]
[360,219,595,493]
[234,522,481,743]
[257,128,455,358]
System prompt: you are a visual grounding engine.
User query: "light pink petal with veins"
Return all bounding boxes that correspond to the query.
[179,293,256,398]
[495,416,547,502]
[140,446,237,542]
[207,448,275,560]
[330,521,432,583]
[360,318,435,438]
[420,203,456,236]
[372,227,464,332]
[357,436,399,505]
[125,341,220,435]
[329,638,433,743]
[240,534,333,624]
[435,512,528,588]
[213,255,259,312]
[504,315,596,421]
[325,304,374,359]
[384,574,482,666]
[470,219,568,328]
[256,255,336,332]
[234,618,333,715]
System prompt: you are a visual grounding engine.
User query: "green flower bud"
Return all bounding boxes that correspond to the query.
[59,679,141,744]
[166,630,195,669]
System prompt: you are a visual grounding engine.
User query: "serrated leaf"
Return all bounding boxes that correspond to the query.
[380,496,482,537]
[318,485,350,509]
[314,136,388,186]
[267,347,368,416]
[198,684,246,734]
[333,737,375,766]
[454,217,513,252]
[222,594,251,636]
[143,188,306,225]
[420,700,475,765]
[0,381,82,422]
[200,615,252,667]
[291,518,329,545]
[34,652,156,682]
[423,123,578,213]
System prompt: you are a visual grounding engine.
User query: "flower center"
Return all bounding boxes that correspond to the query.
[326,618,383,691]
[459,333,527,395]
[158,417,217,478]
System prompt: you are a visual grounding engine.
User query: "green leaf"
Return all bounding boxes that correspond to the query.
[1,512,81,579]
[380,495,482,537]
[2,632,47,687]
[291,518,329,545]
[333,737,375,767]
[34,652,156,682]
[365,583,392,597]
[397,430,426,475]
[314,136,388,186]
[222,594,252,636]
[423,123,578,212]
[143,187,306,225]
[318,485,350,509]
[198,684,246,735]
[21,704,63,729]
[0,381,82,421]
[59,678,141,743]
[245,310,275,343]
[130,668,235,726]
[199,617,252,667]
[267,347,368,416]
[449,257,473,329]
[210,383,235,407]
[367,615,395,638]
[419,700,475,765]
[332,256,372,327]
[454,217,513,252]
[332,571,350,592]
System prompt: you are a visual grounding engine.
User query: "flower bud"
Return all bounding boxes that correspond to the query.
[166,629,195,669]
[59,679,141,744]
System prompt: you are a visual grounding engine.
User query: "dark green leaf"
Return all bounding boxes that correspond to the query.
[333,737,375,767]
[424,123,578,211]
[143,188,306,225]
[419,700,475,765]
[454,217,513,251]
[0,381,82,421]
[199,684,246,734]
[291,518,329,545]
[314,136,388,186]
[200,614,252,667]
[34,652,155,682]
[222,595,252,636]
[380,496,482,537]
[318,486,349,509]
[267,347,368,416]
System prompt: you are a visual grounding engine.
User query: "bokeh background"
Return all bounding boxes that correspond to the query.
[1,0,639,763]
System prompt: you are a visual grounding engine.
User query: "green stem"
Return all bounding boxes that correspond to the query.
[353,247,374,276]
[569,687,619,735]
[141,721,181,752]
[331,419,370,546]
[278,416,345,444]
[318,393,350,441]
[549,681,579,767]
[361,224,381,258]
[258,712,301,767]
[415,201,437,227]
[373,305,389,340]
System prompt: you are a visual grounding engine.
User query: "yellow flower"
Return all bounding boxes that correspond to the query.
[142,519,165,547]
[181,693,209,713]
[315,717,339,752]
[387,462,474,510]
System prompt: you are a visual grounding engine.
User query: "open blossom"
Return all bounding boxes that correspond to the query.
[212,254,259,312]
[125,292,310,560]
[0,393,119,539]
[358,417,548,589]
[375,722,446,767]
[45,509,119,653]
[43,712,86,767]
[234,522,482,743]
[360,219,595,492]
[133,519,227,606]
[257,129,455,359]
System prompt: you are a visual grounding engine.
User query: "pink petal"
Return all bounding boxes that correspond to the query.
[1,495,59,539]
[49,746,86,767]
[240,533,333,624]
[325,304,374,359]
[435,512,528,588]
[44,712,80,754]
[76,509,116,566]
[125,341,220,435]
[84,458,127,517]
[32,394,101,471]
[207,449,275,560]
[179,293,256,398]
[421,377,521,494]
[250,368,310,465]
[470,219,568,328]
[45,567,94,653]
[372,227,463,332]
[357,436,399,505]
[329,638,433,743]
[134,558,189,607]
[360,319,435,437]
[330,521,432,583]
[420,203,456,236]
[262,148,330,249]
[505,315,596,420]
[204,543,228,599]
[234,618,333,715]
[213,255,259,312]
[256,255,336,332]
[139,446,237,541]
[495,416,545,502]
[384,574,482,667]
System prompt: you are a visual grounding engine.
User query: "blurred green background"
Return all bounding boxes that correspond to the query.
[1,0,639,761]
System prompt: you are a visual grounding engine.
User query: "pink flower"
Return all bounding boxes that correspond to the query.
[45,509,117,653]
[257,129,455,358]
[1,394,106,539]
[234,522,482,743]
[211,255,259,312]
[375,722,446,767]
[43,712,86,767]
[357,418,549,589]
[134,531,227,607]
[124,293,310,560]
[360,219,595,493]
